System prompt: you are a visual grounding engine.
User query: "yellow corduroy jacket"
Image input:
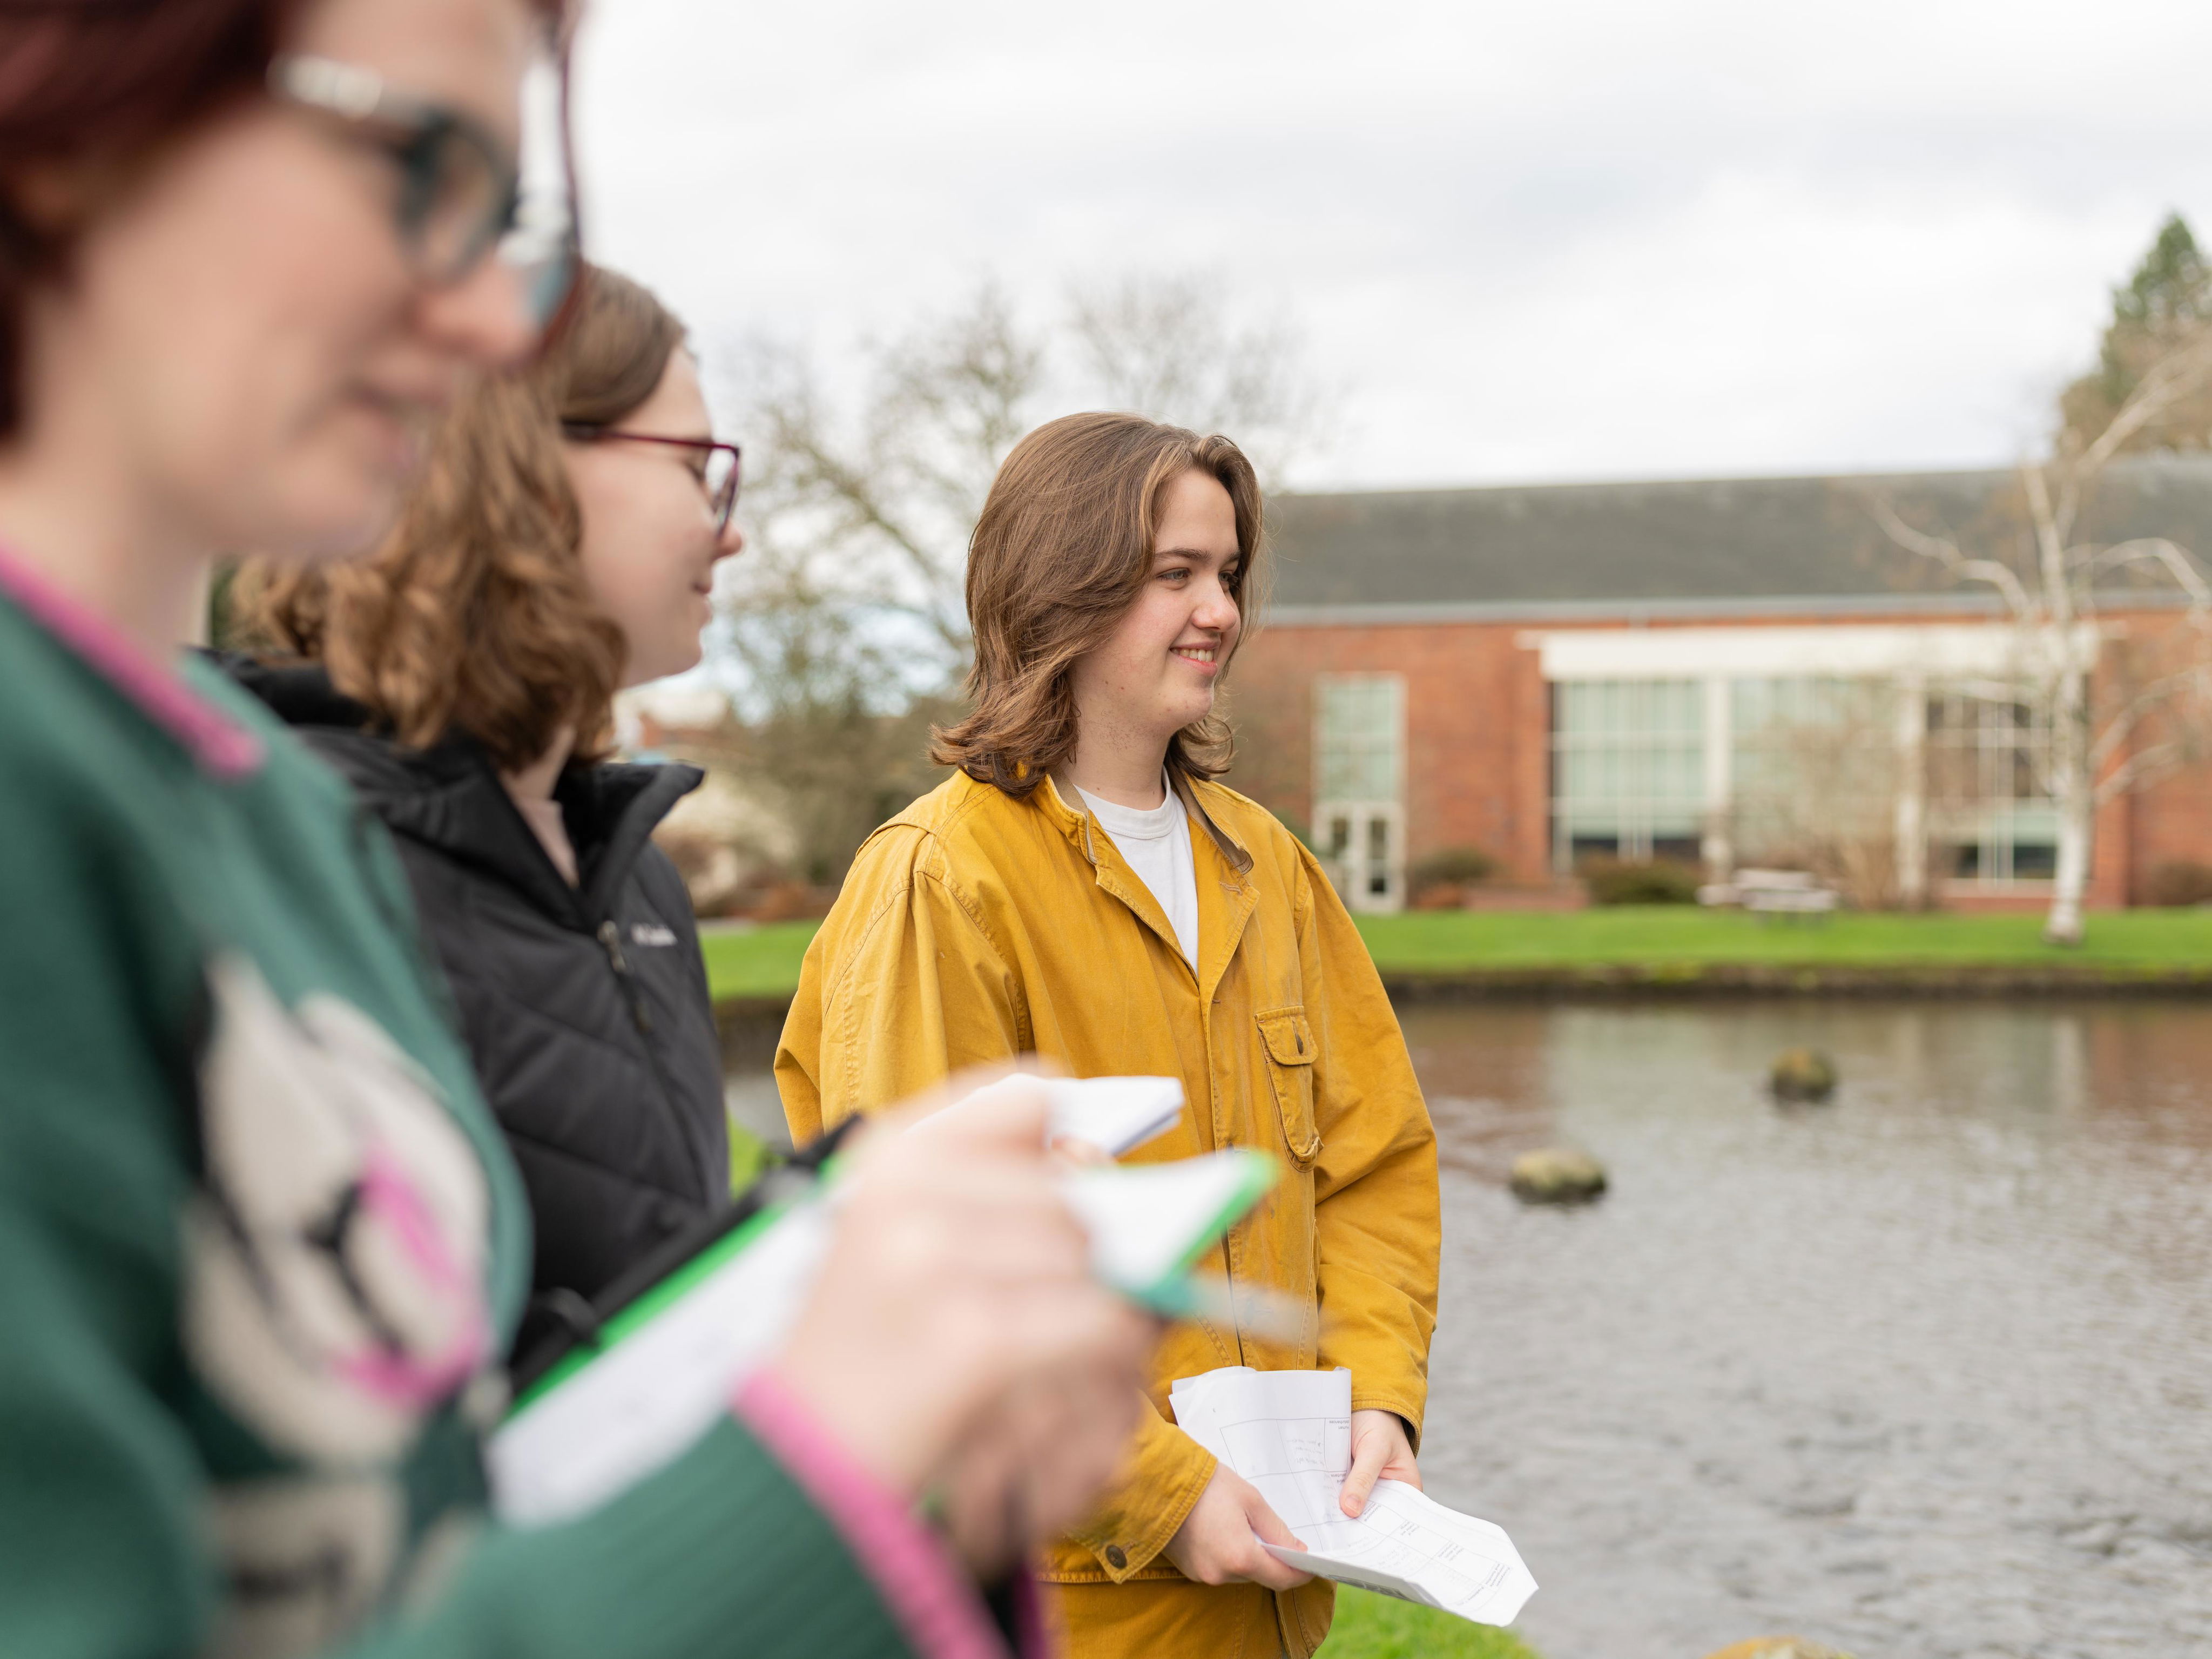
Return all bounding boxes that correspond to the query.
[776,770,1441,1659]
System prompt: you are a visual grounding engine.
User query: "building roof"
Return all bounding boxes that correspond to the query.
[1264,455,2212,623]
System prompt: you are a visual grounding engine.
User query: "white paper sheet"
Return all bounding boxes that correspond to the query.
[1169,1365,1537,1627]
[1042,1075,1184,1157]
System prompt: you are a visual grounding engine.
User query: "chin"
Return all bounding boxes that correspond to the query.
[1168,692,1216,730]
[626,640,703,690]
[252,456,408,566]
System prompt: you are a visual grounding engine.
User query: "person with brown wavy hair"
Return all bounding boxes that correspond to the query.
[929,415,1265,797]
[231,262,749,1355]
[779,412,1442,1659]
[0,2,1156,1656]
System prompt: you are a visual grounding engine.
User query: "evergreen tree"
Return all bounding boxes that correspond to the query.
[2059,213,2212,455]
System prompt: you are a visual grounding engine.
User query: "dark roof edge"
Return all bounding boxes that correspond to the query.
[1271,451,2212,507]
[1261,590,2201,628]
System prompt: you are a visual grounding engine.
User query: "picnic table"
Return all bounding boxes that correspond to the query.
[1696,868,1839,919]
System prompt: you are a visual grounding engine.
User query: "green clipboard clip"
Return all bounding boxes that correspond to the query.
[1062,1147,1283,1321]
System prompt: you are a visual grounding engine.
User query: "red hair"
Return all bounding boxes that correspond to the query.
[0,1,301,436]
[0,0,568,439]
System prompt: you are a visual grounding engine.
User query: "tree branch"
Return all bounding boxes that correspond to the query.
[1867,497,2035,618]
[2067,537,2212,609]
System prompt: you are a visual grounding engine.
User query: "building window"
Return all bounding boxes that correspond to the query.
[1926,692,2058,885]
[1550,678,1704,869]
[1728,676,1899,868]
[1313,674,1404,912]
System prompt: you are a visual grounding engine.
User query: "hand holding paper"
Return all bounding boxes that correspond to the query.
[772,1088,1154,1500]
[1341,1407,1422,1516]
[490,1078,1277,1530]
[1042,1074,1185,1157]
[1161,1462,1315,1590]
[1170,1366,1538,1628]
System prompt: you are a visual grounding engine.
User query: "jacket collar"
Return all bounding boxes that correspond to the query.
[1169,765,1255,877]
[0,545,264,781]
[220,655,702,926]
[1032,770,1259,1002]
[1027,764,1253,876]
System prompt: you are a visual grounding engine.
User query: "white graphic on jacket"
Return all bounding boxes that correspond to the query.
[184,954,493,1464]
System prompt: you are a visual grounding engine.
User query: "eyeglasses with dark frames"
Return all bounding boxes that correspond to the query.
[562,424,743,534]
[268,44,581,338]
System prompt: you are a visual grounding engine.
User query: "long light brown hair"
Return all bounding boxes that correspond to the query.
[242,264,685,770]
[932,412,1266,798]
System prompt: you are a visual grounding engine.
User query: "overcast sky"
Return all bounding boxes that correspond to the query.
[572,1,2212,492]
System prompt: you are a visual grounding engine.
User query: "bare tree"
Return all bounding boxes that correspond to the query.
[677,539,957,887]
[730,284,1045,681]
[724,272,1337,671]
[1727,682,1910,910]
[1870,326,2212,944]
[1066,272,1333,488]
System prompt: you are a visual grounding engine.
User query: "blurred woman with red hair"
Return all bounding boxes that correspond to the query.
[0,4,1150,1657]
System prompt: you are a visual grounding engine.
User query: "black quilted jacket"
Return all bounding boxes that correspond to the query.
[224,659,729,1357]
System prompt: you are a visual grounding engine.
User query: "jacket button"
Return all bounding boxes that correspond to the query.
[653,1198,689,1233]
[1104,1545,1128,1570]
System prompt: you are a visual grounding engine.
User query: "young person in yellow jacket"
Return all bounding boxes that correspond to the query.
[778,412,1442,1659]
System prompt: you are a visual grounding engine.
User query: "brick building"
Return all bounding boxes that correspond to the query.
[1228,457,2212,912]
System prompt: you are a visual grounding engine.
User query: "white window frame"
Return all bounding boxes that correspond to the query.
[1312,673,1406,913]
[1522,624,2095,895]
[1548,677,1708,872]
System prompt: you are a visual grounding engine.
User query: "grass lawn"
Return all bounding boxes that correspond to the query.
[701,908,2212,1003]
[700,920,826,1000]
[1351,904,2212,971]
[1314,1589,1541,1659]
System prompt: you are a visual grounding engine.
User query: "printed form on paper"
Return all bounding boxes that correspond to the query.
[1169,1365,1537,1628]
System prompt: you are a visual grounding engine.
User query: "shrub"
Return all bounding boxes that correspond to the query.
[1579,855,1701,906]
[1409,846,1499,896]
[2144,859,2212,907]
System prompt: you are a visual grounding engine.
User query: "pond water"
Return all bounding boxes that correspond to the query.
[730,998,2212,1657]
[1408,1000,2212,1659]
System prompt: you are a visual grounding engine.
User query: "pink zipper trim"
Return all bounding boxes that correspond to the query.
[0,542,263,781]
[733,1367,1036,1659]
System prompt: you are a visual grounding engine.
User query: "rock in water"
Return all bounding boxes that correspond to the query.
[1769,1047,1838,1102]
[1509,1147,1608,1204]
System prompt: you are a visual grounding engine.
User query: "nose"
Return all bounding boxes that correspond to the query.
[713,515,746,563]
[1193,575,1240,632]
[416,257,539,370]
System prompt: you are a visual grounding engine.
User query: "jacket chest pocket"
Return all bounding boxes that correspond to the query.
[1256,1007,1321,1168]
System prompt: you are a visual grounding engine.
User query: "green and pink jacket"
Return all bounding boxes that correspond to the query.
[0,543,1041,1659]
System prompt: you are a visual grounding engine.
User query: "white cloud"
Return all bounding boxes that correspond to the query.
[573,0,2212,488]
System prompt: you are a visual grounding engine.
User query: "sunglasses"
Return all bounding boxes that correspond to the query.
[562,424,744,535]
[268,40,581,339]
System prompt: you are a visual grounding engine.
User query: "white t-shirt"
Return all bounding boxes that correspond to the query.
[1075,775,1201,970]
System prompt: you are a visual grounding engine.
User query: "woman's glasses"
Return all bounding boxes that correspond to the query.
[268,42,580,338]
[562,425,744,534]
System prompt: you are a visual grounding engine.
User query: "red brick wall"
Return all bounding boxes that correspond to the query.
[1225,604,2212,907]
[1229,620,1554,881]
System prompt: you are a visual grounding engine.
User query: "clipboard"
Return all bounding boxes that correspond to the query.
[508,1116,858,1403]
[489,1122,1277,1528]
